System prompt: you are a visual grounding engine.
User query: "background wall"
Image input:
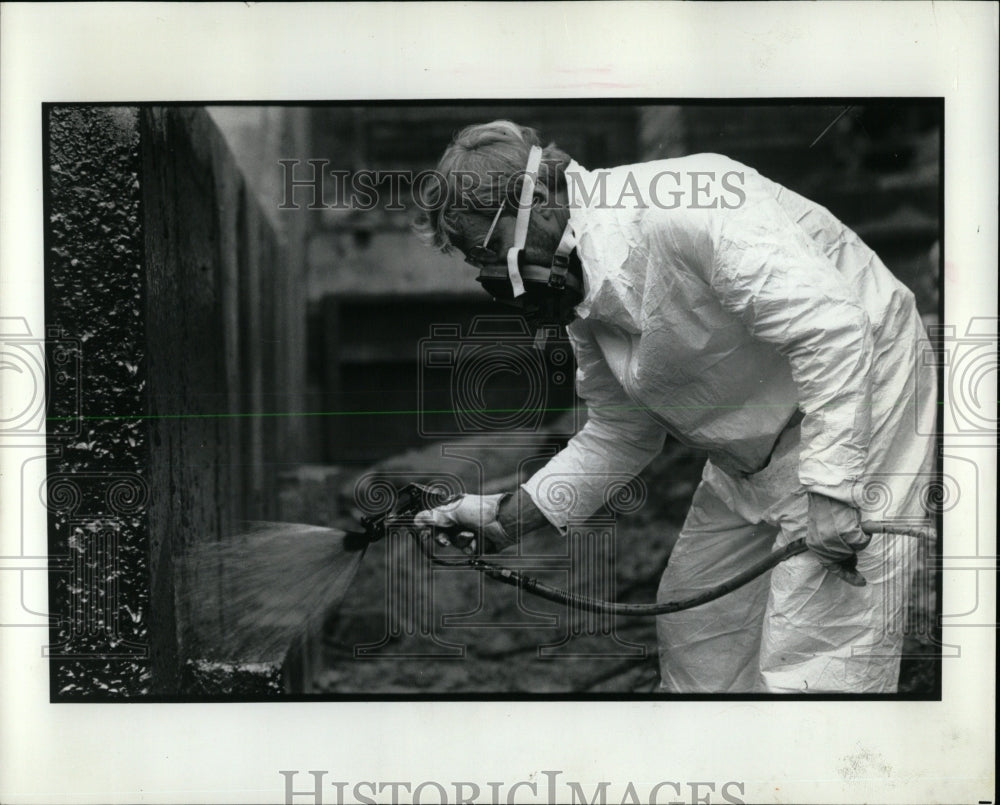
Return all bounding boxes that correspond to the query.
[300,103,941,467]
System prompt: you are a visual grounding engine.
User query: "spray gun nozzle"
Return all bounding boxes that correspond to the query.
[351,483,458,548]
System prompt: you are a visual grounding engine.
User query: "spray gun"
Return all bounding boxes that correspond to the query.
[351,483,460,545]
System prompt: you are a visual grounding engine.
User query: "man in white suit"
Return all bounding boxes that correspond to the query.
[413,120,936,693]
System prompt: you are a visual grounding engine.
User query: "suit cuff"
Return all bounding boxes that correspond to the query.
[803,479,859,507]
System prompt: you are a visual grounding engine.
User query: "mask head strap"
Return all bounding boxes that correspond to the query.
[548,222,576,290]
[506,145,542,298]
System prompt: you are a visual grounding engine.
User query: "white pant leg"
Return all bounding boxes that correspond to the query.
[756,419,929,693]
[658,381,933,695]
[760,528,918,693]
[656,464,777,693]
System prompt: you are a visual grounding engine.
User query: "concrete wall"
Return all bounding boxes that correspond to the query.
[46,106,309,696]
[45,106,151,697]
[304,106,641,465]
[207,106,315,462]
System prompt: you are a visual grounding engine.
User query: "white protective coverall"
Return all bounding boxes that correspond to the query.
[521,154,937,693]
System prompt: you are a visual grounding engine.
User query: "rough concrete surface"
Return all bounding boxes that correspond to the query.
[45,106,151,697]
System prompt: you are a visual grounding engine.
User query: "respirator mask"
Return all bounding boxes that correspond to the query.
[463,145,584,345]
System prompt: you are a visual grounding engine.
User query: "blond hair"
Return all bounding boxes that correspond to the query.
[412,120,570,253]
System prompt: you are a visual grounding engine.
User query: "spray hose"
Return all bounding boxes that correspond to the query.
[360,484,935,618]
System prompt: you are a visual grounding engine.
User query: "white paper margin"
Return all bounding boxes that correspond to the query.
[1,3,996,804]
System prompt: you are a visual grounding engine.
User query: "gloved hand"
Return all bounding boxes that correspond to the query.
[806,492,872,587]
[413,493,515,554]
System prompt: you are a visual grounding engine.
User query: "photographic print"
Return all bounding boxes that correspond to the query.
[41,101,946,701]
[2,4,995,804]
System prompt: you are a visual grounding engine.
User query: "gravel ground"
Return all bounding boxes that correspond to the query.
[316,519,674,695]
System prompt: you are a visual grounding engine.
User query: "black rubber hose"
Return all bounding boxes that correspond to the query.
[452,522,934,618]
[468,539,806,617]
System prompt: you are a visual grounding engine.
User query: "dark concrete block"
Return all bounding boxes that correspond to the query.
[45,106,152,698]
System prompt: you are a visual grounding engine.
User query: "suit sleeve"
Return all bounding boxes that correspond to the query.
[698,184,874,504]
[521,321,667,532]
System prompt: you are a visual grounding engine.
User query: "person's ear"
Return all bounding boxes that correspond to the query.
[532,184,555,220]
